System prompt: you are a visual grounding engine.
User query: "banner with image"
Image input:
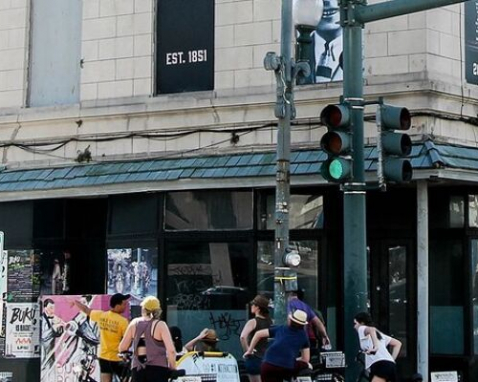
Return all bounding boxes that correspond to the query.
[4,302,40,358]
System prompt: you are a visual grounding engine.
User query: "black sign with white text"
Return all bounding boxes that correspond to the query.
[465,1,478,85]
[156,0,214,94]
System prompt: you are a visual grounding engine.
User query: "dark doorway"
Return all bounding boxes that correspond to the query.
[368,239,416,380]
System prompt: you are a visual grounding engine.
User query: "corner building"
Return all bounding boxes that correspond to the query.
[0,1,477,381]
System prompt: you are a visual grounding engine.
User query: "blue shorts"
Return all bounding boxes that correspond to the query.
[245,355,263,375]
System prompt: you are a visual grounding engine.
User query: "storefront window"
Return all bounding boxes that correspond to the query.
[258,194,324,230]
[430,239,464,354]
[257,240,319,314]
[166,241,251,358]
[165,191,253,230]
[471,240,478,354]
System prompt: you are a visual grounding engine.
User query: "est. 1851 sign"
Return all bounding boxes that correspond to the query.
[465,1,478,85]
[156,0,214,94]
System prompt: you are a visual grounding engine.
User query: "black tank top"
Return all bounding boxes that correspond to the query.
[248,317,272,357]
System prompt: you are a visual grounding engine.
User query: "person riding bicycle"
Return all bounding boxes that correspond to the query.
[240,294,273,382]
[287,290,330,354]
[243,309,310,382]
[353,312,402,382]
[185,328,220,352]
[119,296,176,382]
[73,293,130,382]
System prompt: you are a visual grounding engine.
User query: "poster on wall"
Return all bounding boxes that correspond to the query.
[39,250,72,296]
[107,248,158,305]
[0,233,6,357]
[156,0,214,94]
[40,295,110,382]
[465,1,478,85]
[4,302,40,358]
[6,250,40,302]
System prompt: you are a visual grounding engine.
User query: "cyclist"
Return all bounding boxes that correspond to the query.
[73,293,130,382]
[119,296,176,382]
[287,290,330,353]
[353,312,402,382]
[243,309,310,382]
[240,295,273,382]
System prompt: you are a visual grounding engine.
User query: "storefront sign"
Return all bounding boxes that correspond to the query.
[156,0,214,94]
[465,1,478,85]
[4,302,40,358]
[431,371,458,382]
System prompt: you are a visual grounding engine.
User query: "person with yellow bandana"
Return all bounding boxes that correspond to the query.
[73,293,130,382]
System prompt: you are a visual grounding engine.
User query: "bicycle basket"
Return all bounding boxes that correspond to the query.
[320,352,346,369]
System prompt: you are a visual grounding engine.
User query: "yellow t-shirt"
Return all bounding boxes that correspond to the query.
[90,310,128,361]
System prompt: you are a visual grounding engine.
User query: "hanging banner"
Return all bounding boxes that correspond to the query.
[156,0,214,94]
[4,302,40,358]
[465,1,478,85]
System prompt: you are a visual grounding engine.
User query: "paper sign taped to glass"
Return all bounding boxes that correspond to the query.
[177,351,240,382]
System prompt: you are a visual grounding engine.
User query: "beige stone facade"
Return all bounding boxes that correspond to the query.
[0,1,476,170]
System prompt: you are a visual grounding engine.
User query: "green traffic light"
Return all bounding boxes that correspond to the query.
[329,159,344,180]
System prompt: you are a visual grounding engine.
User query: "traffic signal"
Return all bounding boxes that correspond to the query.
[320,103,353,182]
[378,104,413,183]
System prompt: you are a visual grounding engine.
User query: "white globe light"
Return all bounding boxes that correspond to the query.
[293,0,323,28]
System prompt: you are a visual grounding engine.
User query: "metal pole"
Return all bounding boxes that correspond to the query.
[356,0,468,24]
[336,0,470,379]
[341,1,368,378]
[273,0,294,325]
[417,181,429,382]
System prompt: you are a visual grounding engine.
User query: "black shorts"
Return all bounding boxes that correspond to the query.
[370,360,397,382]
[98,358,125,377]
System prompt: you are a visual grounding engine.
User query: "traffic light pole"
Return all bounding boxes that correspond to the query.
[271,0,294,325]
[340,0,467,380]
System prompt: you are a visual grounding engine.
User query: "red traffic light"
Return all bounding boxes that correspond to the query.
[380,105,411,130]
[320,104,350,129]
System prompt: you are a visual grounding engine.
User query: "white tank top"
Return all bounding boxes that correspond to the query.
[357,325,395,369]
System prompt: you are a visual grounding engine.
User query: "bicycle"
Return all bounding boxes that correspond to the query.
[354,351,371,382]
[294,352,345,382]
[118,351,186,382]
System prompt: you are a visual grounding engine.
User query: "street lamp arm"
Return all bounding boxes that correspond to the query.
[354,0,467,24]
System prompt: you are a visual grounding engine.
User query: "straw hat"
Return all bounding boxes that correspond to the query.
[203,329,219,343]
[289,309,308,325]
